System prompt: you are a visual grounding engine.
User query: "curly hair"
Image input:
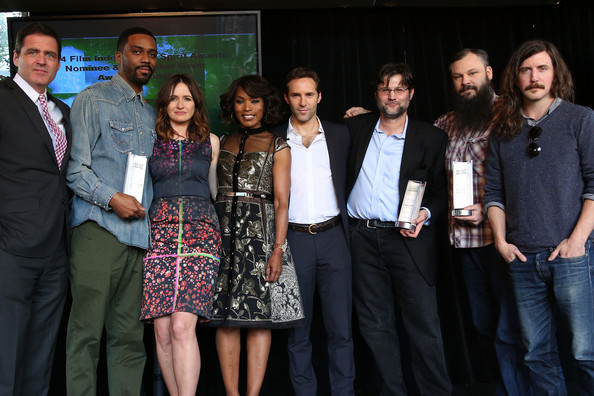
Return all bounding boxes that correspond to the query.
[494,40,574,138]
[155,73,210,142]
[219,75,284,127]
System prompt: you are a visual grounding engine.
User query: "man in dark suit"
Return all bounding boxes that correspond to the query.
[0,23,71,396]
[346,63,451,395]
[271,67,355,396]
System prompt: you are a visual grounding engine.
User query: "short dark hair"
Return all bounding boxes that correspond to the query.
[371,63,415,92]
[220,74,284,127]
[117,27,156,52]
[284,67,321,93]
[449,48,490,72]
[15,22,62,57]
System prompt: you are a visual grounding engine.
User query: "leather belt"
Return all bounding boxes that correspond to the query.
[219,191,272,201]
[352,219,398,228]
[288,215,342,235]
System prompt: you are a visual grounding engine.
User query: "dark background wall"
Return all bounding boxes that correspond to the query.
[260,2,593,123]
[45,1,593,394]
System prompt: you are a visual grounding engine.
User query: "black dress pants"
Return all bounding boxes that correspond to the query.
[350,221,451,396]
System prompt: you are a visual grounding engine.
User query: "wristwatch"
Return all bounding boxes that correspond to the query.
[273,240,287,253]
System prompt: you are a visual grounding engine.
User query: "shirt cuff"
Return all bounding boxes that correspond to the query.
[421,207,431,226]
[94,182,118,210]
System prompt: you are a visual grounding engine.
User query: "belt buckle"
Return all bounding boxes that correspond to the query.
[308,224,318,235]
[366,219,376,228]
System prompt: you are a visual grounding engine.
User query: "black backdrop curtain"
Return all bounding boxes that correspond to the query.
[261,1,594,123]
[48,1,593,395]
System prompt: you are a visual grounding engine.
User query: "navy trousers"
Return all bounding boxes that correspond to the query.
[286,225,355,396]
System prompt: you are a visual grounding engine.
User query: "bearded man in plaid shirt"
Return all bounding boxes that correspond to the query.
[434,48,532,396]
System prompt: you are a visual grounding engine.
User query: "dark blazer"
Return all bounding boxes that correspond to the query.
[345,112,447,285]
[271,119,351,243]
[0,77,72,258]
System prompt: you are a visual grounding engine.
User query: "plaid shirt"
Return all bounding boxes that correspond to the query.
[434,97,497,248]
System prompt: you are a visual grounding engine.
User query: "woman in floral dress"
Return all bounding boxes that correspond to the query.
[140,73,221,396]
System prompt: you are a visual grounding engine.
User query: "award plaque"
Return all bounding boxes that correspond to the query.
[452,161,474,217]
[396,180,426,231]
[123,153,148,203]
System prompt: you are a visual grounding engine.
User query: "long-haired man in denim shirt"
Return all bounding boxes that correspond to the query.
[65,27,158,395]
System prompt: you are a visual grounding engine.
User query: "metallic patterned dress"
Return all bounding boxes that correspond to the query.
[140,136,221,321]
[210,130,304,328]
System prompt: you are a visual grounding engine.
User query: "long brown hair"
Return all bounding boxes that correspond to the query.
[155,73,210,142]
[494,40,574,138]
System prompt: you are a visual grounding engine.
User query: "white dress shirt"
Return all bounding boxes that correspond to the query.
[286,117,340,224]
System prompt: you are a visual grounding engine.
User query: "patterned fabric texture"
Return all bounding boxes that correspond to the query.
[210,132,304,328]
[140,138,221,321]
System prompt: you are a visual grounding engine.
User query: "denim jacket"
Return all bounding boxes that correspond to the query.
[67,73,156,249]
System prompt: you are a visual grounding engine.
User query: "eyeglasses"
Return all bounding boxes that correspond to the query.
[377,87,409,96]
[527,126,542,157]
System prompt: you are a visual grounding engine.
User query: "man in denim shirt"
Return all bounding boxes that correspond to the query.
[65,27,157,395]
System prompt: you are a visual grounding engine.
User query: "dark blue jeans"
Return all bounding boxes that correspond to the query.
[508,239,594,396]
[458,244,532,396]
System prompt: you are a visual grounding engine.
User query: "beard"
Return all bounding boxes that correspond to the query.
[378,100,409,119]
[453,82,494,133]
[130,65,154,86]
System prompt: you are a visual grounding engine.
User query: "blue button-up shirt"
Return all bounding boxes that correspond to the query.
[348,117,408,221]
[67,73,156,249]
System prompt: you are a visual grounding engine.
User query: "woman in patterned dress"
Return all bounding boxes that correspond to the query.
[140,74,221,396]
[211,75,304,396]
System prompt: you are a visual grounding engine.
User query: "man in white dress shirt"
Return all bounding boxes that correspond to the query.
[271,67,355,396]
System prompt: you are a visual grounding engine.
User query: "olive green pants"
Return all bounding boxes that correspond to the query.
[66,221,146,396]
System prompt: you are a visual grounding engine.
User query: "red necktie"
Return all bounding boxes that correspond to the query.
[38,93,67,168]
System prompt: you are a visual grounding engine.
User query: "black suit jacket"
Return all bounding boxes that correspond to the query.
[345,112,447,285]
[0,77,72,258]
[271,119,351,244]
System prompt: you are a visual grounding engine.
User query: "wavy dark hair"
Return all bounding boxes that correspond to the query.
[220,75,284,127]
[155,73,210,142]
[494,40,574,138]
[371,63,415,93]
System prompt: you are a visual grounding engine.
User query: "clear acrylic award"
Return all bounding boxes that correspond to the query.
[396,180,426,231]
[452,161,474,217]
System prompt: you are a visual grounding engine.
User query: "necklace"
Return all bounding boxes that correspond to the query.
[171,129,188,140]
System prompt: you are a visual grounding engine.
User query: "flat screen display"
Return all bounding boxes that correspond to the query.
[8,11,261,134]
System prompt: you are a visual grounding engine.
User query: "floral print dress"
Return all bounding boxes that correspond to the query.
[140,136,221,321]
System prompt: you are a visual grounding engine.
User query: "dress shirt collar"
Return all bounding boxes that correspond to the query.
[287,116,324,141]
[374,115,408,140]
[112,72,147,105]
[522,97,562,125]
[13,72,47,103]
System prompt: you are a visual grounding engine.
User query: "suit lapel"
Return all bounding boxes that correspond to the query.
[353,117,376,183]
[399,120,422,198]
[322,121,339,180]
[8,79,60,167]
